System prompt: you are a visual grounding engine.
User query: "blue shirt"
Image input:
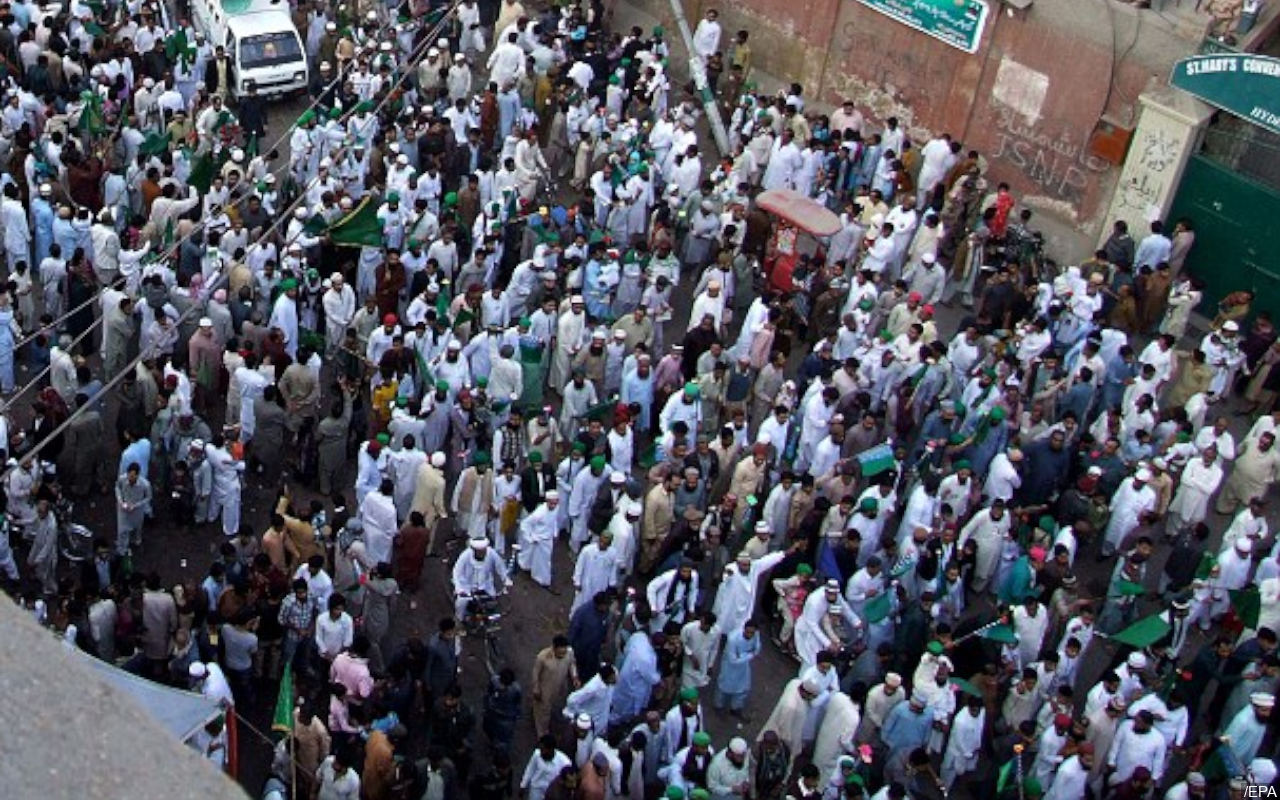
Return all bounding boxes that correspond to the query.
[880,700,932,751]
[119,439,152,478]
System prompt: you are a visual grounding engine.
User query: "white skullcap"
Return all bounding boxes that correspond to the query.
[430,452,446,467]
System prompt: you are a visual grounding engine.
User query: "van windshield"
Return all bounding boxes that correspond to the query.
[238,31,302,69]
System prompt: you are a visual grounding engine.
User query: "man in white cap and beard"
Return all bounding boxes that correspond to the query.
[758,678,820,764]
[858,672,904,745]
[412,452,449,550]
[706,737,752,800]
[322,273,356,357]
[451,537,511,619]
[1210,536,1255,620]
[1222,692,1274,765]
[1162,770,1207,800]
[1102,468,1156,557]
[519,490,560,589]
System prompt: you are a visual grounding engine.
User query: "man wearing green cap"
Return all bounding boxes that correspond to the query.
[451,451,495,542]
[664,685,707,753]
[660,729,714,789]
[659,381,703,439]
[568,454,608,553]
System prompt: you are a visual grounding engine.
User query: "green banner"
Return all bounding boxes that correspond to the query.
[854,0,989,54]
[1171,54,1280,135]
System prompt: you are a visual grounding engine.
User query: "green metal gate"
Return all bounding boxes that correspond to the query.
[1167,152,1280,320]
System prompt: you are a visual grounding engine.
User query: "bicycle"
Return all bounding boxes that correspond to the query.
[459,590,506,678]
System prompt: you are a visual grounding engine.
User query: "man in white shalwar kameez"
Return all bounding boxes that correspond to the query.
[941,695,985,790]
[757,678,819,764]
[811,691,862,776]
[269,282,300,358]
[680,615,721,689]
[957,501,1012,594]
[563,667,617,735]
[1043,746,1093,800]
[452,536,510,612]
[549,297,587,391]
[1102,470,1156,557]
[521,740,572,800]
[359,480,399,565]
[571,530,620,615]
[713,549,789,635]
[519,493,560,588]
[794,581,861,668]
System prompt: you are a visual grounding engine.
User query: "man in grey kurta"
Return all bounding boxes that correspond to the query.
[116,465,153,555]
[26,499,58,595]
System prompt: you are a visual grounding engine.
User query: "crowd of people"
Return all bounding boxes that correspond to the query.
[0,0,1277,798]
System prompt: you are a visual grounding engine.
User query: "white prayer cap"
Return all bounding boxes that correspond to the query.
[754,521,770,534]
[884,672,902,687]
[1248,759,1277,785]
[366,10,378,20]
[430,452,446,467]
[824,578,840,591]
[142,77,155,89]
[609,471,626,485]
[265,174,277,184]
[427,47,440,57]
[1186,773,1206,788]
[1127,652,1147,669]
[1134,468,1151,482]
[188,662,208,678]
[319,157,333,169]
[728,738,749,755]
[446,339,462,350]
[545,490,560,500]
[571,294,585,304]
[1250,692,1276,708]
[613,329,627,340]
[38,183,51,195]
[707,279,722,290]
[326,21,336,30]
[379,41,393,52]
[910,689,928,705]
[190,439,205,451]
[396,154,410,165]
[591,328,607,340]
[1087,465,1103,476]
[1223,320,1240,332]
[469,537,488,549]
[921,252,936,264]
[438,38,449,47]
[198,317,213,328]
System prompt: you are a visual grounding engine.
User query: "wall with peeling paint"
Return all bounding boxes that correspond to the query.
[654,0,1205,260]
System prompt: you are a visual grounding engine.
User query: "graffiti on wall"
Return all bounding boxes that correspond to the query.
[1112,127,1180,223]
[990,107,1110,206]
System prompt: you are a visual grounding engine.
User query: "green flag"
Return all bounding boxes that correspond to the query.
[980,623,1019,645]
[1115,579,1146,597]
[1109,613,1171,649]
[1231,586,1261,629]
[585,399,618,424]
[995,756,1016,794]
[303,212,330,237]
[139,132,170,157]
[188,151,216,194]
[78,92,108,135]
[862,591,892,625]
[949,677,982,697]
[271,663,294,734]
[1194,552,1217,580]
[855,443,895,478]
[328,197,385,248]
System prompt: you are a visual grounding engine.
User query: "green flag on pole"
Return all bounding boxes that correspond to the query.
[1108,613,1172,649]
[996,756,1016,794]
[271,663,294,735]
[980,623,1019,645]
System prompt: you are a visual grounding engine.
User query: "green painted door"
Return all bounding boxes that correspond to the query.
[1167,154,1280,319]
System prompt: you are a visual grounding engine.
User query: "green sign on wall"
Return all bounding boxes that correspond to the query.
[855,0,990,54]
[1171,54,1280,135]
